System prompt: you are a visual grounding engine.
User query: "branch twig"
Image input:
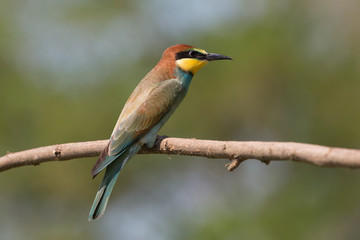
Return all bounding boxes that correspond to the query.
[1,136,360,172]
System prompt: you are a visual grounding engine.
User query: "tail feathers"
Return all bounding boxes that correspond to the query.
[88,143,141,221]
[88,169,120,221]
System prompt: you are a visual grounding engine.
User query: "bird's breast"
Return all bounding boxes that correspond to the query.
[175,68,194,90]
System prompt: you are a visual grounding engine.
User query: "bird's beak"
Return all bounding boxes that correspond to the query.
[205,53,233,61]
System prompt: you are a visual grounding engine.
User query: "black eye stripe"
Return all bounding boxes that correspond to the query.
[175,50,206,60]
[190,50,206,59]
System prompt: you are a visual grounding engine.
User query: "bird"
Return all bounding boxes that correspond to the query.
[89,44,232,220]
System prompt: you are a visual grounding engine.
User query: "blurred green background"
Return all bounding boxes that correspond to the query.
[1,0,360,239]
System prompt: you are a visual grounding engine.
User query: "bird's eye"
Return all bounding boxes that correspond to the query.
[189,50,195,57]
[188,50,205,59]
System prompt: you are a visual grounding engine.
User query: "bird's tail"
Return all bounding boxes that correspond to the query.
[88,144,140,221]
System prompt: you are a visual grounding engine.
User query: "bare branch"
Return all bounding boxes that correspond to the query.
[1,136,360,172]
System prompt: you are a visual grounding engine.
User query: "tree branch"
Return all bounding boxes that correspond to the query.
[1,136,360,172]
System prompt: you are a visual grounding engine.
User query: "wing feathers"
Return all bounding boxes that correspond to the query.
[91,79,182,175]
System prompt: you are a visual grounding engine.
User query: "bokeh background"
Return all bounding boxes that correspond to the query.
[1,0,360,239]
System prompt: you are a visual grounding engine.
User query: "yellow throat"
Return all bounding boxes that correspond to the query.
[175,58,208,74]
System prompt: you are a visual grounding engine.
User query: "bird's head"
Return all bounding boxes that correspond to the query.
[160,44,232,75]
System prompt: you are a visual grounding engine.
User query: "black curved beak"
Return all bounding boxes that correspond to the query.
[206,53,233,61]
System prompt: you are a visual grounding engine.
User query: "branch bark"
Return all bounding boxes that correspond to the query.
[1,136,360,172]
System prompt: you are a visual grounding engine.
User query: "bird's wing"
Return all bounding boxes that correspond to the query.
[92,79,182,175]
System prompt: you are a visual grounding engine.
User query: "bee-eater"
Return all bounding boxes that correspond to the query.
[89,44,232,220]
